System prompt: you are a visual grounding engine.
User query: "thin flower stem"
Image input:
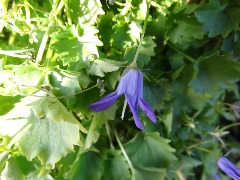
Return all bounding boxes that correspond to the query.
[63,0,73,26]
[35,1,64,64]
[105,122,115,150]
[167,42,196,63]
[220,122,240,132]
[131,0,150,67]
[188,140,212,149]
[17,83,99,99]
[113,127,135,179]
[193,146,218,159]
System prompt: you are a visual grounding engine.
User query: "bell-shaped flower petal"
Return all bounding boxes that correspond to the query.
[89,92,121,111]
[217,156,240,179]
[89,68,156,129]
[138,98,157,123]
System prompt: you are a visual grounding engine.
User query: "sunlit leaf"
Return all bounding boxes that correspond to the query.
[68,0,104,25]
[0,95,86,168]
[1,158,25,180]
[0,95,22,115]
[89,59,125,77]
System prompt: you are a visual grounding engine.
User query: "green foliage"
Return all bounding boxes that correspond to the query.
[191,52,240,94]
[0,0,240,179]
[195,0,240,37]
[124,132,176,169]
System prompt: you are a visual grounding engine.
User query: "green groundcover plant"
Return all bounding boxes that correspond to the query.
[0,0,240,179]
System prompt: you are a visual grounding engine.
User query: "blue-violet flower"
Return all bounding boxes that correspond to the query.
[217,156,240,179]
[89,68,156,129]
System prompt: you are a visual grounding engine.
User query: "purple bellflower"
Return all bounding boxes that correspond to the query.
[89,68,157,129]
[217,156,240,179]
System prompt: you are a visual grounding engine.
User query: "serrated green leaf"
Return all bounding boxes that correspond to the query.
[1,158,25,180]
[49,67,83,106]
[160,108,173,135]
[89,59,124,77]
[195,0,240,37]
[221,32,240,57]
[124,132,176,169]
[133,166,166,180]
[10,64,44,86]
[0,95,87,168]
[105,69,121,89]
[50,26,101,67]
[111,15,132,49]
[123,36,156,68]
[98,12,114,46]
[128,21,142,43]
[85,105,117,149]
[102,149,131,180]
[143,79,170,111]
[172,65,214,119]
[68,0,104,25]
[70,151,103,180]
[0,95,22,115]
[131,0,148,20]
[166,14,205,44]
[0,64,44,95]
[190,52,240,94]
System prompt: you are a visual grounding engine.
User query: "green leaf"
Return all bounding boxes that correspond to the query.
[0,95,22,115]
[68,0,104,25]
[190,52,240,94]
[111,15,132,50]
[102,149,131,180]
[1,158,25,180]
[105,70,122,89]
[0,95,87,168]
[70,151,103,180]
[10,64,44,87]
[49,67,84,106]
[221,32,240,57]
[195,0,240,37]
[159,108,173,135]
[133,166,166,180]
[123,36,156,68]
[0,64,44,95]
[166,13,205,44]
[131,0,148,21]
[85,105,117,149]
[128,21,142,43]
[0,152,9,173]
[97,12,114,47]
[89,59,125,77]
[143,79,170,111]
[50,26,102,67]
[172,65,210,117]
[124,132,176,169]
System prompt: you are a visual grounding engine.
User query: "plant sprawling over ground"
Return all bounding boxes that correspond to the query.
[0,0,240,179]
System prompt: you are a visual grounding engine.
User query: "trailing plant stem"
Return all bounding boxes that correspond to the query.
[167,42,195,63]
[113,127,135,179]
[36,1,64,64]
[131,0,150,67]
